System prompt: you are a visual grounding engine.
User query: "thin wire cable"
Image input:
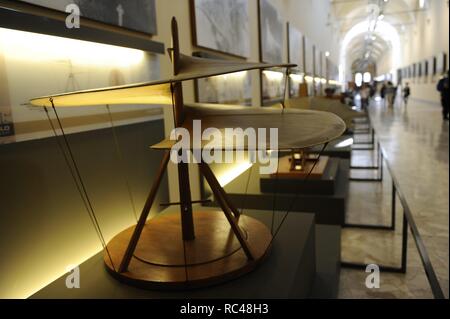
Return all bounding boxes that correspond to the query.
[105,105,138,222]
[270,152,280,234]
[239,157,254,216]
[48,100,116,270]
[271,142,329,242]
[43,107,105,248]
[281,68,290,114]
[271,67,291,233]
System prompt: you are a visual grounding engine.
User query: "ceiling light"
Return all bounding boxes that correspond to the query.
[325,51,330,57]
[419,0,426,8]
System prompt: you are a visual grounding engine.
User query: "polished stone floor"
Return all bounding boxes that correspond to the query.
[339,97,449,299]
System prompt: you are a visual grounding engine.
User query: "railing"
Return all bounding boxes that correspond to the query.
[342,115,445,299]
[383,147,445,299]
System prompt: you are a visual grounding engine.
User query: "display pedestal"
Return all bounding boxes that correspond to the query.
[271,155,329,179]
[214,159,349,225]
[261,156,339,195]
[31,209,340,299]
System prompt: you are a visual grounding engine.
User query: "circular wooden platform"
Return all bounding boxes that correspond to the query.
[104,210,272,290]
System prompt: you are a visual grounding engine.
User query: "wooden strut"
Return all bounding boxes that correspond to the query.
[199,162,255,261]
[118,153,255,273]
[118,151,170,273]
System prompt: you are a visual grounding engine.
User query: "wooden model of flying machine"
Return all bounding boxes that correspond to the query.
[30,18,346,289]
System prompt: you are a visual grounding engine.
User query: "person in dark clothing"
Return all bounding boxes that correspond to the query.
[403,83,411,106]
[437,71,449,120]
[380,83,386,100]
[369,84,376,99]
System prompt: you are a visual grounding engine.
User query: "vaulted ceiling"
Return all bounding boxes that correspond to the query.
[329,0,425,72]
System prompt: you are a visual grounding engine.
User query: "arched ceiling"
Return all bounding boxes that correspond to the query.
[329,0,426,76]
[329,0,420,34]
[346,32,390,69]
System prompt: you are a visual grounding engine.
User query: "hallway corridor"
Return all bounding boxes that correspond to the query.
[340,97,448,298]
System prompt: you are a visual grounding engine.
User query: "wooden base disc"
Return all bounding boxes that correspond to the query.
[104,210,272,290]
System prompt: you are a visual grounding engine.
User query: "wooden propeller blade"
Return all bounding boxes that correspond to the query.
[151,103,346,150]
[173,54,295,82]
[29,55,295,108]
[29,82,173,107]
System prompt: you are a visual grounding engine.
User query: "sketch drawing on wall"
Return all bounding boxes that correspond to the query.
[259,0,284,64]
[19,0,157,35]
[192,0,250,57]
[197,71,252,105]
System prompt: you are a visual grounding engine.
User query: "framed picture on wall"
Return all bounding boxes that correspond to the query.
[287,23,304,72]
[322,55,327,78]
[261,68,286,105]
[314,47,322,77]
[193,51,252,105]
[18,0,157,35]
[430,56,436,76]
[304,37,313,75]
[196,73,252,105]
[423,59,429,77]
[436,52,447,75]
[190,0,250,58]
[259,0,284,63]
[287,23,304,98]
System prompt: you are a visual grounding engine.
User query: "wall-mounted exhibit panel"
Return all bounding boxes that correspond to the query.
[436,52,447,75]
[0,0,164,53]
[287,23,304,98]
[191,0,250,58]
[287,23,304,73]
[193,52,252,105]
[304,37,313,76]
[0,27,163,145]
[196,71,252,105]
[261,68,287,106]
[18,0,157,35]
[259,0,284,64]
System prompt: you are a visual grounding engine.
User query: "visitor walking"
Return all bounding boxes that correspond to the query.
[385,81,395,107]
[437,71,449,120]
[403,82,411,106]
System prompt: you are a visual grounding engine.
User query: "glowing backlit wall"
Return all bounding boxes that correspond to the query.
[0,27,162,144]
[0,26,167,298]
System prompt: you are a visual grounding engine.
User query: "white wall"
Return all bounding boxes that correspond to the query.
[377,0,449,103]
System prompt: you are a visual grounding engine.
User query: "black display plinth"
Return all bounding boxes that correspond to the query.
[31,209,341,299]
[260,157,340,195]
[212,159,349,226]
